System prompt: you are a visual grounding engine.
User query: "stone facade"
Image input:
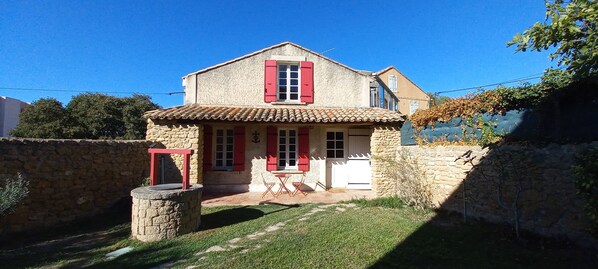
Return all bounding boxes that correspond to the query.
[146,119,203,184]
[375,142,597,244]
[370,125,402,195]
[0,138,151,236]
[131,184,203,242]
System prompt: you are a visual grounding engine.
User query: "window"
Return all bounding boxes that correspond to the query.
[278,128,297,169]
[214,128,234,170]
[409,100,419,115]
[388,75,398,93]
[326,131,344,158]
[277,64,300,101]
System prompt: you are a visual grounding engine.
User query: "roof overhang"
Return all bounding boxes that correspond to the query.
[145,105,405,124]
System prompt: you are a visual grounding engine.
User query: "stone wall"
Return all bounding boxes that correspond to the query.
[0,138,151,235]
[146,119,203,184]
[131,184,202,242]
[370,125,402,195]
[376,142,597,244]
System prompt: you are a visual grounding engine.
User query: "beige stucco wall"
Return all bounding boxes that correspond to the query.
[184,43,371,108]
[377,68,429,115]
[204,123,373,192]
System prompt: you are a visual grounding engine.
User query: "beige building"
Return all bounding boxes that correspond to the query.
[376,66,429,115]
[146,42,415,193]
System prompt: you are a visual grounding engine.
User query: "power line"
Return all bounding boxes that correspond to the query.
[435,73,545,94]
[0,87,182,95]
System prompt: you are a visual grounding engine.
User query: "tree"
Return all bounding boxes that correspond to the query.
[11,93,160,139]
[428,93,452,107]
[508,0,598,78]
[10,98,70,138]
[121,94,160,140]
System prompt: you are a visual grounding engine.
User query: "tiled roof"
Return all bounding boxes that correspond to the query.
[145,105,405,123]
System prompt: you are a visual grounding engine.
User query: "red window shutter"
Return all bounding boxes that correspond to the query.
[298,127,310,171]
[266,126,278,171]
[203,125,213,171]
[300,61,314,103]
[264,60,277,102]
[233,126,246,171]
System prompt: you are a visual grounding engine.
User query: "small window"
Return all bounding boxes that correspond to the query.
[278,128,298,170]
[389,75,398,93]
[326,131,344,158]
[214,128,234,170]
[409,100,420,115]
[278,64,301,102]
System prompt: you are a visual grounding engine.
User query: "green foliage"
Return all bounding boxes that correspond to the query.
[0,173,29,216]
[349,196,405,209]
[508,0,598,78]
[11,93,160,140]
[572,147,598,235]
[10,98,69,138]
[428,93,452,107]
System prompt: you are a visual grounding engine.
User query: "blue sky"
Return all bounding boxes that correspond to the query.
[0,0,554,108]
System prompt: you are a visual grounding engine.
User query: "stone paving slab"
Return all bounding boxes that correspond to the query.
[201,189,376,207]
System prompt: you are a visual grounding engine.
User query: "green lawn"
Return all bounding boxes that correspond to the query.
[1,201,596,269]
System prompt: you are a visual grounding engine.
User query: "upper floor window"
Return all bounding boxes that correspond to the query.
[409,100,419,115]
[265,60,313,104]
[388,75,397,93]
[278,64,300,101]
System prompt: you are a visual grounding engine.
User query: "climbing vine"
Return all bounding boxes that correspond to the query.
[572,147,598,236]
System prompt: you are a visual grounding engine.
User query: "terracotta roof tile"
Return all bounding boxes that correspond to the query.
[145,105,405,124]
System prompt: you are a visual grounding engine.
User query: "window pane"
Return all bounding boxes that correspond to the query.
[216,129,223,136]
[290,65,298,71]
[216,137,223,144]
[279,160,286,167]
[226,160,233,167]
[289,159,296,166]
[279,137,285,144]
[279,78,286,85]
[289,145,296,151]
[290,79,298,85]
[226,152,233,159]
[279,93,287,100]
[216,152,223,159]
[216,160,223,167]
[336,141,344,149]
[290,86,298,92]
[289,130,296,136]
[327,141,334,148]
[336,150,344,158]
[326,132,334,140]
[216,145,223,151]
[279,145,286,152]
[289,138,295,144]
[335,132,343,140]
[290,72,298,79]
[279,64,287,70]
[289,152,295,159]
[290,94,298,100]
[327,150,335,158]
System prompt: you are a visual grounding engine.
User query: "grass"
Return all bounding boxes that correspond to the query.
[1,200,596,269]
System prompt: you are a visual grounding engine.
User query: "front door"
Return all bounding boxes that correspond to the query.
[325,130,348,188]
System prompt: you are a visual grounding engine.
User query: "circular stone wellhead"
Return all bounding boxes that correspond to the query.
[130,184,203,242]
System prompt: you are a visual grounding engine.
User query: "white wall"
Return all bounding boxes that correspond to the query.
[0,97,29,137]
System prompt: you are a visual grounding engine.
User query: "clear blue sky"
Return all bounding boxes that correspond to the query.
[1,0,554,108]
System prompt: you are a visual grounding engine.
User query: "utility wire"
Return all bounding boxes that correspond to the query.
[0,87,182,95]
[435,74,544,94]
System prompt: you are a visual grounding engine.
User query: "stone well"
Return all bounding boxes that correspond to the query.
[131,184,203,242]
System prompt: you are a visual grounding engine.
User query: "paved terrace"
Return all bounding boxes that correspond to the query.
[202,189,377,207]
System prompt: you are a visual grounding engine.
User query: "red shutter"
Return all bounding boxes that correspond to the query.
[298,127,310,171]
[203,125,213,171]
[233,126,245,171]
[264,60,277,102]
[300,61,314,103]
[266,126,278,171]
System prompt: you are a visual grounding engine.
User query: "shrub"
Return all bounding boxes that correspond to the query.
[0,173,29,216]
[572,147,598,236]
[350,196,405,209]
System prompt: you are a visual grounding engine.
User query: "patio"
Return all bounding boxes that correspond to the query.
[201,189,377,207]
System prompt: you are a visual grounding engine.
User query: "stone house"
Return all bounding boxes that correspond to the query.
[145,42,406,193]
[376,66,430,115]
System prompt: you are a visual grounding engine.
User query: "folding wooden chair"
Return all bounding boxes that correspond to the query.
[261,173,277,198]
[291,173,308,196]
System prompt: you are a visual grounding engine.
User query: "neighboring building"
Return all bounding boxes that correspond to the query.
[145,42,407,193]
[376,66,429,115]
[0,96,29,137]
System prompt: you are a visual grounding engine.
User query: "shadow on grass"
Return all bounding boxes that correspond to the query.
[199,206,265,230]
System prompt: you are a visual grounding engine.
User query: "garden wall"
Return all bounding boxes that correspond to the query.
[377,142,597,245]
[0,138,152,236]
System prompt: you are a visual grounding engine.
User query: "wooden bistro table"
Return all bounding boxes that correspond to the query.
[274,173,293,197]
